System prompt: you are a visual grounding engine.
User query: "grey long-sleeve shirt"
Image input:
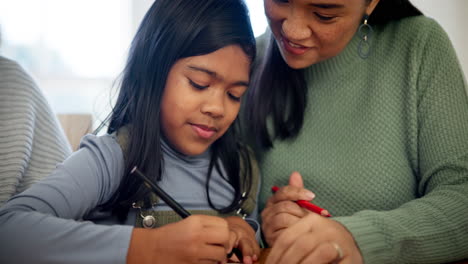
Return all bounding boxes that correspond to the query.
[0,133,258,264]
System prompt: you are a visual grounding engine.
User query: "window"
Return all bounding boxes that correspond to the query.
[1,0,466,129]
[0,0,267,128]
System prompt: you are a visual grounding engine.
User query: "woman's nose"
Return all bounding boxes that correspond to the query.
[282,11,312,41]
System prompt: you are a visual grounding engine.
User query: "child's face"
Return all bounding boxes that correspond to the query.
[160,45,251,156]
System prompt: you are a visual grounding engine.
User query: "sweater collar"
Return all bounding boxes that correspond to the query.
[305,34,362,81]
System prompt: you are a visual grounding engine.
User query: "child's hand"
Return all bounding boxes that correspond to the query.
[127,215,231,264]
[261,172,314,246]
[225,216,260,264]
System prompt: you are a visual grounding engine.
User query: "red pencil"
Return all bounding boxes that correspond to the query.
[271,186,331,217]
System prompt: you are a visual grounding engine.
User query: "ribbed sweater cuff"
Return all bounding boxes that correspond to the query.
[333,215,390,264]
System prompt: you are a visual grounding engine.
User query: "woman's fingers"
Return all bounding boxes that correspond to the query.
[265,213,363,264]
[298,242,343,264]
[266,214,317,263]
[276,232,320,264]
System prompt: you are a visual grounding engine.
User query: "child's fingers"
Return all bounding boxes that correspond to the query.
[198,243,229,263]
[266,186,315,207]
[202,225,231,252]
[237,237,260,264]
[228,230,238,253]
[197,215,229,228]
[186,215,230,252]
[261,200,307,225]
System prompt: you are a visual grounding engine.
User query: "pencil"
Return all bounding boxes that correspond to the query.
[271,186,331,217]
[131,166,190,218]
[131,166,243,260]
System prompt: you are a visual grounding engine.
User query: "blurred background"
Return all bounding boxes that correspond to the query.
[0,0,467,130]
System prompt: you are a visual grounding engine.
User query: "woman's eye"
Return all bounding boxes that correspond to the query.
[315,13,335,21]
[189,79,209,90]
[228,93,241,102]
[273,0,289,3]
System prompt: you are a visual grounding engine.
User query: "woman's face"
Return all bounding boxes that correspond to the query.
[264,0,379,69]
[160,45,250,156]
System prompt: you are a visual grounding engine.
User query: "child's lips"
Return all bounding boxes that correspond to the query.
[191,124,217,139]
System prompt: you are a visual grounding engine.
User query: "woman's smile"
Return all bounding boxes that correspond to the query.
[281,36,311,56]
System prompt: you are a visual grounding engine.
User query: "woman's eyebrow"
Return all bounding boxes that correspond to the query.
[310,3,345,9]
[232,80,250,88]
[187,65,249,87]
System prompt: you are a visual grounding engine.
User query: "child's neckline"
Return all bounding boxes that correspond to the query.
[161,138,212,167]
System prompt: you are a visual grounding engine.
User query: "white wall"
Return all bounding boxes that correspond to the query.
[131,0,154,33]
[410,0,468,81]
[132,1,468,81]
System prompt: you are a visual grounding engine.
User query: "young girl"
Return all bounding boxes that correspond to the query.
[0,1,260,263]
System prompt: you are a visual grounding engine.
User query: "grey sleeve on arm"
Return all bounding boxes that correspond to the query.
[0,134,133,264]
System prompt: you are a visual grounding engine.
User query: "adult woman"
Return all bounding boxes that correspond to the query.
[245,0,468,263]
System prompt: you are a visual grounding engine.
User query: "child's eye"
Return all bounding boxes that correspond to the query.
[315,13,335,21]
[228,93,241,102]
[189,79,209,90]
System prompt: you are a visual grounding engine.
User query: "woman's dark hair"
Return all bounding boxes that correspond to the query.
[245,0,422,149]
[368,0,422,25]
[97,0,256,221]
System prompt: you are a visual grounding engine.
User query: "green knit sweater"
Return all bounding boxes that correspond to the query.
[256,16,468,263]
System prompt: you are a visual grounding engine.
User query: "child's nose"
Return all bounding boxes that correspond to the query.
[201,94,225,118]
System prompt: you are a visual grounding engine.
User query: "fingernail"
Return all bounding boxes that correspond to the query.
[303,190,315,200]
[253,254,258,261]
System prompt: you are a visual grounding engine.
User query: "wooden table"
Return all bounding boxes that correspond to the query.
[254,248,468,264]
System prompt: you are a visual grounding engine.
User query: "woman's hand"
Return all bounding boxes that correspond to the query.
[225,216,261,264]
[266,213,363,264]
[261,171,316,246]
[127,215,231,264]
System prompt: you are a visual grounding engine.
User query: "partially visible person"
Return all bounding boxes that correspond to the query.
[0,55,72,205]
[0,0,260,263]
[244,0,468,263]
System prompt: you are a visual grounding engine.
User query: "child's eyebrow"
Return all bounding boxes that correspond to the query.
[187,65,250,87]
[188,65,217,77]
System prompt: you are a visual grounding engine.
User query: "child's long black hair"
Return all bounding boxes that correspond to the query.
[97,0,256,221]
[245,0,422,149]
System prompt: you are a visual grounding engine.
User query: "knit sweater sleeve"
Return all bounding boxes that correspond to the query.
[0,134,133,264]
[0,56,72,205]
[333,19,468,263]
